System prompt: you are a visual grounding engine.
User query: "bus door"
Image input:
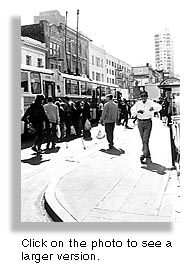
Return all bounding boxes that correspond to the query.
[43,81,55,99]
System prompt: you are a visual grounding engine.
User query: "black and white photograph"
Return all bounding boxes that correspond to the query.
[20,1,181,223]
[2,0,186,265]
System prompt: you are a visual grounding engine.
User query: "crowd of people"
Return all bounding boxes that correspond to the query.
[22,92,173,163]
[22,95,92,153]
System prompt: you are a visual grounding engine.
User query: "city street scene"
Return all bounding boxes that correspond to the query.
[21,8,180,222]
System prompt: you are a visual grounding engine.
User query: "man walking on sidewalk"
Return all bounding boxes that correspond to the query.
[44,96,60,149]
[100,94,119,149]
[131,91,162,164]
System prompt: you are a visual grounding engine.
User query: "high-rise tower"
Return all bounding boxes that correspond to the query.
[154,29,174,75]
[34,10,65,25]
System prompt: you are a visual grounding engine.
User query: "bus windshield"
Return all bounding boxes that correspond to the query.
[30,72,41,94]
[21,71,29,92]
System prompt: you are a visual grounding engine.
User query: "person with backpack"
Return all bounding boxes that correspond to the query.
[22,94,49,153]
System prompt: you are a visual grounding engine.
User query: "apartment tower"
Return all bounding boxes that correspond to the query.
[154,28,174,75]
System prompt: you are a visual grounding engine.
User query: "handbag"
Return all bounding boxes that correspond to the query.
[96,124,105,139]
[70,125,76,135]
[84,119,91,130]
[27,122,36,134]
[56,124,61,138]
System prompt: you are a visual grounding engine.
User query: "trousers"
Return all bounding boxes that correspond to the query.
[46,122,57,146]
[105,123,115,148]
[138,119,152,158]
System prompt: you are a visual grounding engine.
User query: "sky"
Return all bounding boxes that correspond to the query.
[20,0,183,74]
[19,0,184,75]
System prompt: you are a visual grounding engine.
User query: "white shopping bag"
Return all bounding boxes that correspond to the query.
[56,124,61,138]
[84,119,91,130]
[96,124,105,139]
[70,125,76,135]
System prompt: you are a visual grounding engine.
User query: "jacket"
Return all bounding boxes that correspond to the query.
[100,100,119,123]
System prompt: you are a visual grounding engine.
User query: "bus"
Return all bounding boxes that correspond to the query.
[21,64,56,134]
[53,70,120,119]
[21,65,120,133]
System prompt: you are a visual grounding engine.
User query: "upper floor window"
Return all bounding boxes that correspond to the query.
[101,59,103,67]
[96,57,100,67]
[37,58,43,67]
[26,55,31,66]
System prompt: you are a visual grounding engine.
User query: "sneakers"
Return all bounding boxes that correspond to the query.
[140,155,146,164]
[140,155,152,164]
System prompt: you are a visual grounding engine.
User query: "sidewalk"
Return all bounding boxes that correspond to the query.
[44,118,180,222]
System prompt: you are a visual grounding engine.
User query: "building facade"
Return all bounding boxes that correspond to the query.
[34,10,66,25]
[21,20,90,76]
[106,53,132,99]
[21,36,48,67]
[89,43,106,82]
[154,28,174,75]
[130,64,164,99]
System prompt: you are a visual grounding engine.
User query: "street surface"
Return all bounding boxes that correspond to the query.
[21,118,180,222]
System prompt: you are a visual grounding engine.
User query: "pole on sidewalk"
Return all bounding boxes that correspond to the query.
[81,137,86,150]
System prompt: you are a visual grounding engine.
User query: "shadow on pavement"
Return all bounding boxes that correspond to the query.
[141,162,166,175]
[100,147,125,156]
[21,154,50,165]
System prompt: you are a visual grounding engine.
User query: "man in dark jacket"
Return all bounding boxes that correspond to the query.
[100,94,119,149]
[22,95,49,153]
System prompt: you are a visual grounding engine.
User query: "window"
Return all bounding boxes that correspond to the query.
[30,72,41,94]
[80,81,87,95]
[96,57,100,67]
[92,55,94,65]
[26,55,31,66]
[101,59,103,67]
[92,71,95,80]
[96,72,101,81]
[21,71,29,92]
[37,58,43,67]
[65,79,79,95]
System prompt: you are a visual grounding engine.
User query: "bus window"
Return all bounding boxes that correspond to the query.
[21,71,29,92]
[87,82,92,96]
[101,86,106,96]
[30,72,41,94]
[106,86,111,95]
[43,81,55,99]
[80,81,86,95]
[65,79,79,95]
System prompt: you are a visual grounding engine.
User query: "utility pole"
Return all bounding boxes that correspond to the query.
[65,11,70,74]
[76,9,79,76]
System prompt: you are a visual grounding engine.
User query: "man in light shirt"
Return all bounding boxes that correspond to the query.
[44,96,60,149]
[131,91,162,164]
